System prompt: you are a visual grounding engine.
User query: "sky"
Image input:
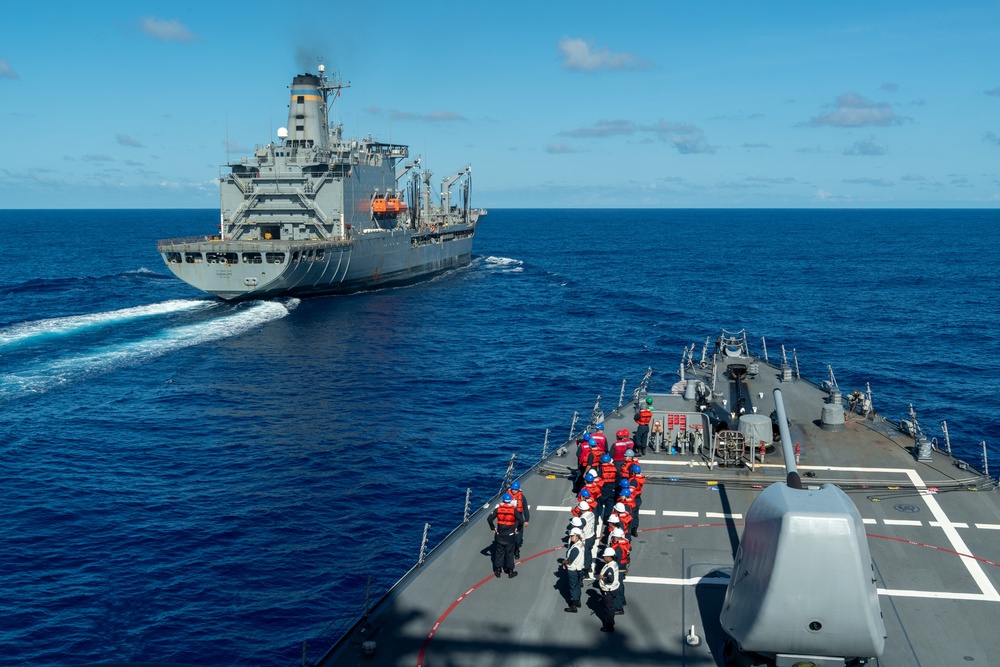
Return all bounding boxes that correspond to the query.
[1,1,999,209]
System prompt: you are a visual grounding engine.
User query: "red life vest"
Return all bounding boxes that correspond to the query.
[590,432,607,452]
[496,503,517,527]
[614,538,632,566]
[619,494,637,512]
[617,511,633,533]
[509,489,524,511]
[600,461,618,486]
[577,442,593,466]
[628,473,646,495]
[584,480,603,498]
[577,492,598,512]
[611,440,629,461]
[637,409,652,426]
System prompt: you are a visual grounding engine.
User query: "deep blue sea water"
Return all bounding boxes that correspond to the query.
[2,208,999,666]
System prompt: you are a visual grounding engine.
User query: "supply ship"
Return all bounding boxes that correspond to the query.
[157,65,484,301]
[312,329,1000,667]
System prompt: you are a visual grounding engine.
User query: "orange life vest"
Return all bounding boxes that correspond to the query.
[637,409,652,426]
[614,538,632,566]
[496,503,517,527]
[600,461,618,486]
[508,489,524,511]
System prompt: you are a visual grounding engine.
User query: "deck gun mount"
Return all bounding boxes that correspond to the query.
[719,389,886,667]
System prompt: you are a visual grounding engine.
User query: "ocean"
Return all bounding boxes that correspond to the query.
[2,208,998,666]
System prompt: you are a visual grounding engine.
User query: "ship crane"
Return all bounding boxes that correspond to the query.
[440,165,472,216]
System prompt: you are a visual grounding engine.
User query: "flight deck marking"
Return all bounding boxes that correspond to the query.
[975,523,1000,530]
[904,468,1000,601]
[883,519,922,526]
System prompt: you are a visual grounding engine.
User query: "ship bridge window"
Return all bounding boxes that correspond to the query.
[207,252,238,264]
[242,252,262,264]
[265,252,285,264]
[165,252,182,264]
[185,252,203,264]
[297,95,304,103]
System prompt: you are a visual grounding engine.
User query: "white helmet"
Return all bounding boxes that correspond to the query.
[607,514,621,523]
[611,527,625,538]
[570,517,583,527]
[603,547,616,558]
[614,502,627,513]
[569,527,584,537]
[578,501,589,510]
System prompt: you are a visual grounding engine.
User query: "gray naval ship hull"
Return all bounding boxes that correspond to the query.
[158,66,483,301]
[158,226,475,301]
[315,329,1000,667]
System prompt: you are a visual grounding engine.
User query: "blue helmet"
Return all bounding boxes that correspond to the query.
[621,488,632,497]
[632,466,641,474]
[600,454,611,463]
[502,493,513,502]
[580,488,591,498]
[584,433,592,441]
[596,423,604,430]
[619,479,630,488]
[511,481,520,491]
[585,472,597,482]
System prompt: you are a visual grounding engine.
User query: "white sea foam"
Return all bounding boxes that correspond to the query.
[0,299,214,349]
[483,256,524,272]
[0,300,290,399]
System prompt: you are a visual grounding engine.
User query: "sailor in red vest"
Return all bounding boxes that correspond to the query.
[589,423,608,455]
[507,481,529,559]
[621,449,639,477]
[582,470,603,501]
[611,501,633,537]
[597,454,619,522]
[633,397,653,455]
[487,493,524,578]
[626,466,645,536]
[576,487,598,514]
[610,528,632,615]
[575,435,601,491]
[611,429,633,463]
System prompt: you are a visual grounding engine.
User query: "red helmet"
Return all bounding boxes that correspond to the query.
[616,429,628,438]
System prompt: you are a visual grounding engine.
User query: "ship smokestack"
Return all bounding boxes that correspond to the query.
[287,73,328,150]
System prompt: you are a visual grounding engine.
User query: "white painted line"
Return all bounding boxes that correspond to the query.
[930,521,969,529]
[976,523,1000,530]
[706,512,743,519]
[863,518,877,525]
[877,588,999,601]
[535,505,572,512]
[627,575,729,586]
[630,578,1000,601]
[883,519,922,526]
[638,510,657,515]
[905,469,1000,602]
[662,510,699,517]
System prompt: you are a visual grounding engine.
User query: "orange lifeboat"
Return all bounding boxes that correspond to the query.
[372,198,408,215]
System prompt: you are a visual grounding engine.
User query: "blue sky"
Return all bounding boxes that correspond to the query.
[1,1,998,208]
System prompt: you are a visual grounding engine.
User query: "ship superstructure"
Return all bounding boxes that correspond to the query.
[158,65,484,300]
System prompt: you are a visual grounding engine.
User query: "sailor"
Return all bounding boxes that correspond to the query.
[575,435,598,492]
[597,454,619,522]
[616,492,636,536]
[576,487,598,514]
[621,449,639,478]
[610,501,633,537]
[507,481,529,559]
[572,500,597,577]
[627,467,645,536]
[610,528,631,615]
[611,429,633,463]
[603,513,622,543]
[487,493,523,578]
[598,547,620,632]
[562,528,586,612]
[634,397,653,455]
[590,424,608,454]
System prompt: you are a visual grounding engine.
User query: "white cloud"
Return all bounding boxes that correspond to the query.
[803,93,906,127]
[116,134,144,148]
[0,57,18,80]
[545,143,578,154]
[843,136,887,156]
[558,37,651,72]
[560,119,636,138]
[642,121,716,154]
[141,17,197,42]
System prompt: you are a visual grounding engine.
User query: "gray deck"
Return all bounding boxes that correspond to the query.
[321,348,1000,667]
